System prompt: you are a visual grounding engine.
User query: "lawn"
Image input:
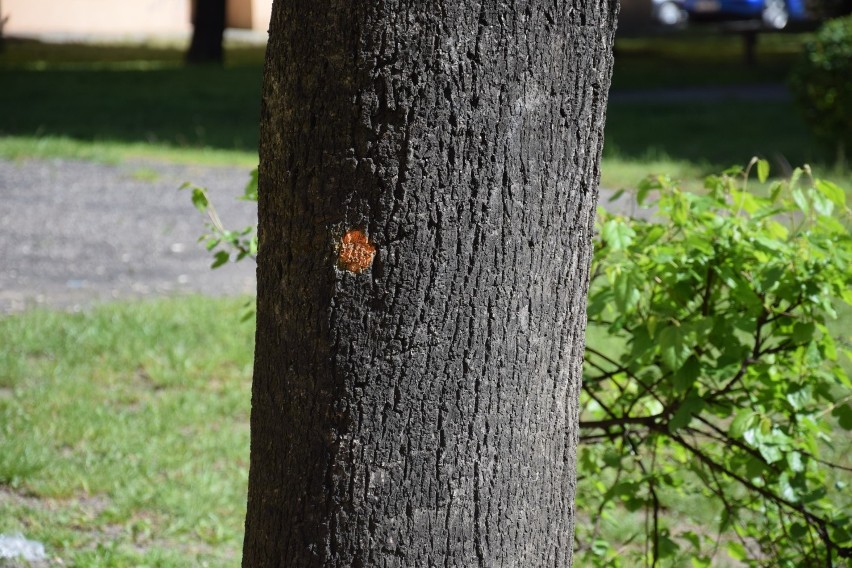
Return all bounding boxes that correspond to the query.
[610,32,809,89]
[2,289,847,565]
[0,297,253,567]
[0,39,263,165]
[604,31,848,188]
[0,33,848,187]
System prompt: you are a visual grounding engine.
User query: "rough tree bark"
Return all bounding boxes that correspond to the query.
[243,1,617,566]
[185,0,226,64]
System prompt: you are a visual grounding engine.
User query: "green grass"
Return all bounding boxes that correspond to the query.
[1,66,259,148]
[2,34,848,188]
[601,32,852,189]
[0,135,258,166]
[600,98,845,189]
[605,99,819,167]
[3,295,845,566]
[0,297,254,567]
[0,38,263,164]
[611,32,808,90]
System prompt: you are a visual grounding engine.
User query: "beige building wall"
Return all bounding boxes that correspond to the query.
[2,0,272,37]
[226,0,253,30]
[249,0,271,32]
[226,0,271,32]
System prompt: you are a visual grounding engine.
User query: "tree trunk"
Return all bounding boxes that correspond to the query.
[0,0,7,54]
[185,0,226,65]
[243,1,617,566]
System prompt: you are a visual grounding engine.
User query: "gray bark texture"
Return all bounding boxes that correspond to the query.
[242,1,617,566]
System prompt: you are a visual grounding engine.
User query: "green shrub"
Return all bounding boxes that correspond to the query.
[789,15,852,168]
[575,160,852,566]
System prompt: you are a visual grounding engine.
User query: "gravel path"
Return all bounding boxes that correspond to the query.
[0,157,257,313]
[0,157,635,314]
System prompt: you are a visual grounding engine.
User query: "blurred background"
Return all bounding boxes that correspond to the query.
[2,0,850,189]
[1,0,849,186]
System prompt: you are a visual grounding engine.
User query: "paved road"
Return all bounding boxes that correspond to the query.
[0,158,257,313]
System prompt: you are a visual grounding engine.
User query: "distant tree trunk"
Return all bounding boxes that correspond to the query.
[242,1,618,566]
[186,0,226,65]
[0,0,7,53]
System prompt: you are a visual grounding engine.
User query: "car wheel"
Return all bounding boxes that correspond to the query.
[762,0,789,29]
[657,1,685,25]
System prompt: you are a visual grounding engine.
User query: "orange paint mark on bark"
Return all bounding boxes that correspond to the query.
[338,229,376,273]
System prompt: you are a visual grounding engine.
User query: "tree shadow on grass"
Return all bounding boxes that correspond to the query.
[603,99,828,174]
[0,38,837,174]
[0,39,263,153]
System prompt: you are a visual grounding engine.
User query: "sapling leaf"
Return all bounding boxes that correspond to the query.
[811,190,834,217]
[832,404,852,430]
[769,180,784,203]
[786,451,804,473]
[786,385,813,410]
[600,219,635,251]
[242,168,259,201]
[726,541,748,561]
[669,393,703,431]
[670,191,688,225]
[814,179,845,207]
[190,188,209,212]
[658,325,689,371]
[673,355,701,393]
[729,411,756,438]
[764,219,788,240]
[779,473,798,502]
[636,176,660,205]
[791,321,816,343]
[792,187,809,214]
[757,159,770,183]
[608,188,625,202]
[211,250,229,269]
[657,533,680,558]
[613,270,641,312]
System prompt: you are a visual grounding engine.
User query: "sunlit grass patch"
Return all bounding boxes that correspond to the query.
[0,297,254,567]
[0,135,257,166]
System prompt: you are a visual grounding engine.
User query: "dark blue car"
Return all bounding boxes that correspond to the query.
[680,0,808,28]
